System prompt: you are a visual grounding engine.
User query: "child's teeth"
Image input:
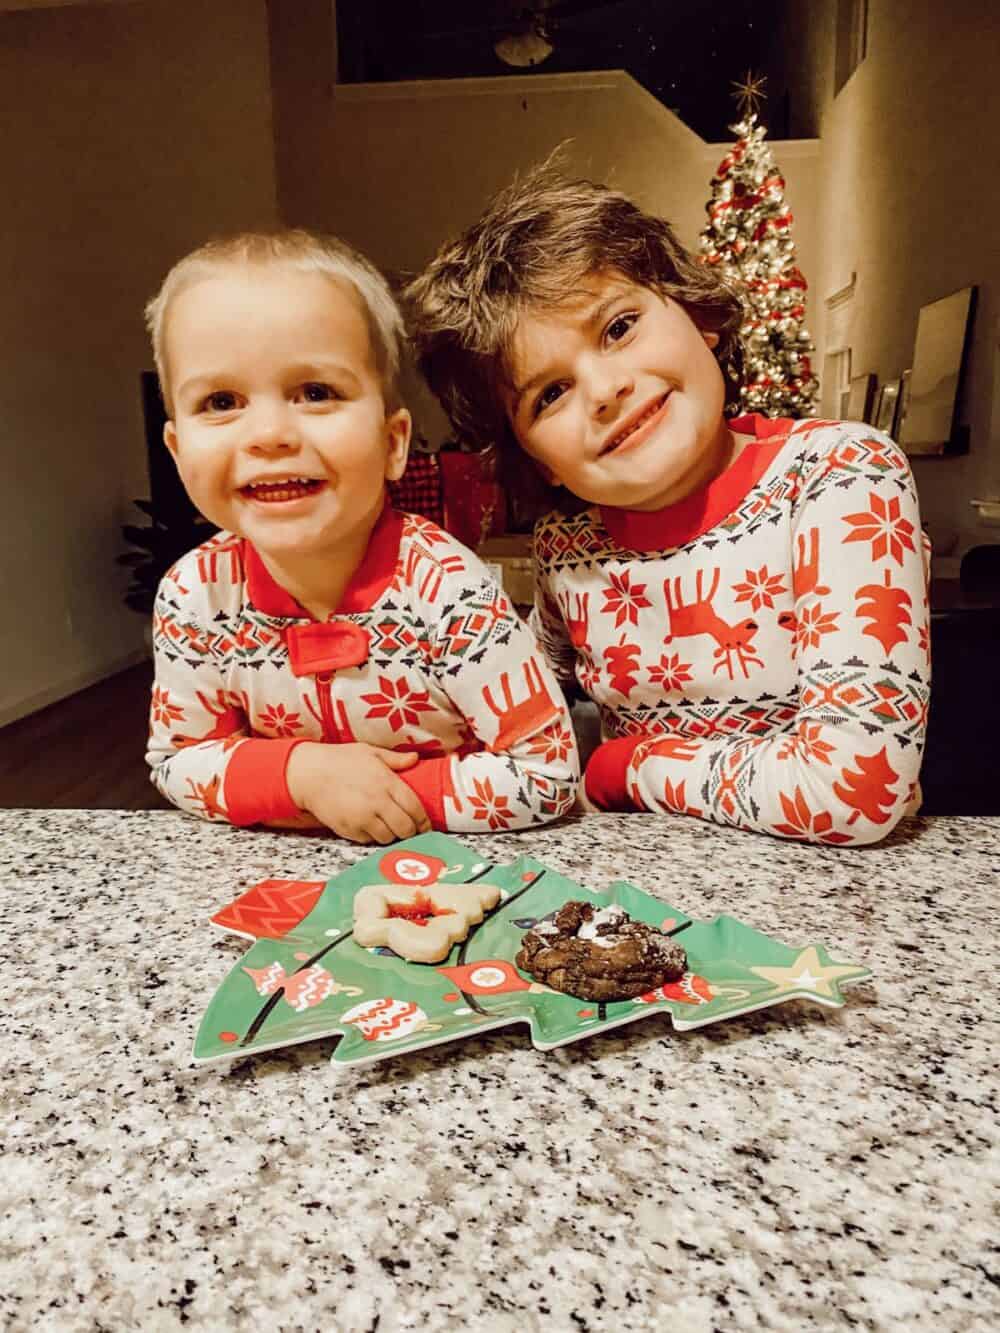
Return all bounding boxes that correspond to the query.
[245,477,319,502]
[609,397,666,450]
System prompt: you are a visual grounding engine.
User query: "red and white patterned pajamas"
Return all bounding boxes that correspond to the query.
[531,415,930,845]
[148,505,578,832]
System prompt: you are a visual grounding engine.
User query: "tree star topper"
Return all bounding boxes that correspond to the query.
[732,69,768,118]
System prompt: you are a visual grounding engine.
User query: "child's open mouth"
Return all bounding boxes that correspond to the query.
[600,392,672,457]
[239,477,326,504]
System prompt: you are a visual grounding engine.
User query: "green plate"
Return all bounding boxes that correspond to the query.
[194,833,870,1068]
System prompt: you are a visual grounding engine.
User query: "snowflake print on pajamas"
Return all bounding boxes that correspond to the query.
[531,415,929,845]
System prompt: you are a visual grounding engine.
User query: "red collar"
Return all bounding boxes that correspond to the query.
[599,413,794,552]
[244,503,405,619]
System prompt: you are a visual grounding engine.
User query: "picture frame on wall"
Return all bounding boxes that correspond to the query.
[898,285,976,456]
[874,379,901,435]
[846,372,877,423]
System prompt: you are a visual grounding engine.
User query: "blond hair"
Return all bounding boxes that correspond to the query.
[405,164,746,453]
[146,229,406,414]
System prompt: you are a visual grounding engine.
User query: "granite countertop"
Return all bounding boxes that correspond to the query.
[2,810,998,1331]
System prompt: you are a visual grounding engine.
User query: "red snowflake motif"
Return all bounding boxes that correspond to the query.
[258,702,303,737]
[647,652,694,694]
[150,686,184,728]
[732,565,788,612]
[526,721,575,765]
[468,777,514,830]
[772,787,853,844]
[361,676,435,732]
[601,570,651,629]
[793,601,840,653]
[776,721,835,766]
[842,492,917,565]
[579,660,601,693]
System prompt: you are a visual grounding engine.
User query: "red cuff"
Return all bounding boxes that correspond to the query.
[222,737,309,827]
[584,736,645,812]
[397,755,453,829]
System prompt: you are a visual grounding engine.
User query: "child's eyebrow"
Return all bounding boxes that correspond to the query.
[512,289,633,413]
[286,359,363,388]
[175,361,362,403]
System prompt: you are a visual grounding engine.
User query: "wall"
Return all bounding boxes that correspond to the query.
[2,0,825,725]
[266,29,822,443]
[0,0,278,725]
[810,0,1000,565]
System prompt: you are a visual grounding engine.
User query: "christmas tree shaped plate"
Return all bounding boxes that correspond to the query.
[194,833,870,1068]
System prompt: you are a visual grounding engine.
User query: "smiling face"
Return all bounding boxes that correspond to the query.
[506,272,732,512]
[162,264,410,583]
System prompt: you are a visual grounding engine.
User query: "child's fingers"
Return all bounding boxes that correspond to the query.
[387,778,432,832]
[364,813,405,846]
[374,799,421,843]
[378,749,420,770]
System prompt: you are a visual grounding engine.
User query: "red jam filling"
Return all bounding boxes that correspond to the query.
[386,893,454,927]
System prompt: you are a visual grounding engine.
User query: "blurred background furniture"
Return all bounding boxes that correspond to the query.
[921,545,1000,815]
[959,543,1000,600]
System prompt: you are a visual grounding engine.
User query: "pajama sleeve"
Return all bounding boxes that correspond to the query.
[146,566,306,826]
[529,524,582,689]
[404,569,579,832]
[609,432,930,845]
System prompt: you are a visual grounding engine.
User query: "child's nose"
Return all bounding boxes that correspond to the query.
[586,363,634,418]
[244,400,301,453]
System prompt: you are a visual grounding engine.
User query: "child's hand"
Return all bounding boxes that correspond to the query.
[286,743,432,845]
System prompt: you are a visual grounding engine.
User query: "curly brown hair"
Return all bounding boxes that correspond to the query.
[404,163,747,462]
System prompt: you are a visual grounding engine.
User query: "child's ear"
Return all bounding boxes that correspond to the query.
[163,420,178,458]
[701,330,721,350]
[383,407,412,482]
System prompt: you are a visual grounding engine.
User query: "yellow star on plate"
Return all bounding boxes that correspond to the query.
[750,946,866,998]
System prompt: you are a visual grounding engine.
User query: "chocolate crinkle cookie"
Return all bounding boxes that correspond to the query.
[515,901,687,1001]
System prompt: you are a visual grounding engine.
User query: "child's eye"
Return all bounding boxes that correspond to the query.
[201,391,240,413]
[533,382,566,417]
[605,312,638,344]
[299,381,337,403]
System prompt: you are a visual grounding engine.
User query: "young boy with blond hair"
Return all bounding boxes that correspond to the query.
[145,229,578,844]
[406,168,929,845]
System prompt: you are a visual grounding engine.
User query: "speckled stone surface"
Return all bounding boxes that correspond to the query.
[2,810,998,1332]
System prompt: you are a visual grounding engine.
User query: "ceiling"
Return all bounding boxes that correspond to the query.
[335,0,811,142]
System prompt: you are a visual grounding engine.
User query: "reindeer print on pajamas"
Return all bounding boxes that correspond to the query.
[148,507,578,831]
[532,415,930,845]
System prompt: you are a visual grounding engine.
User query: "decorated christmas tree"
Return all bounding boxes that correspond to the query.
[699,74,819,418]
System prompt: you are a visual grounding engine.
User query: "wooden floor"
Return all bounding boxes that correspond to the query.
[0,662,170,810]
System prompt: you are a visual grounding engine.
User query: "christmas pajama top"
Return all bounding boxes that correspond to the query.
[531,414,930,845]
[147,505,579,832]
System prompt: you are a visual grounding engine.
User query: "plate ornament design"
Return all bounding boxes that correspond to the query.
[194,834,870,1067]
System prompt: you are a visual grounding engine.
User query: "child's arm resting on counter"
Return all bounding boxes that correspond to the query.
[146,573,429,842]
[585,432,930,845]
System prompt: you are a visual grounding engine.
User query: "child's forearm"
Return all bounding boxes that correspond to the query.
[587,720,924,846]
[405,726,579,833]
